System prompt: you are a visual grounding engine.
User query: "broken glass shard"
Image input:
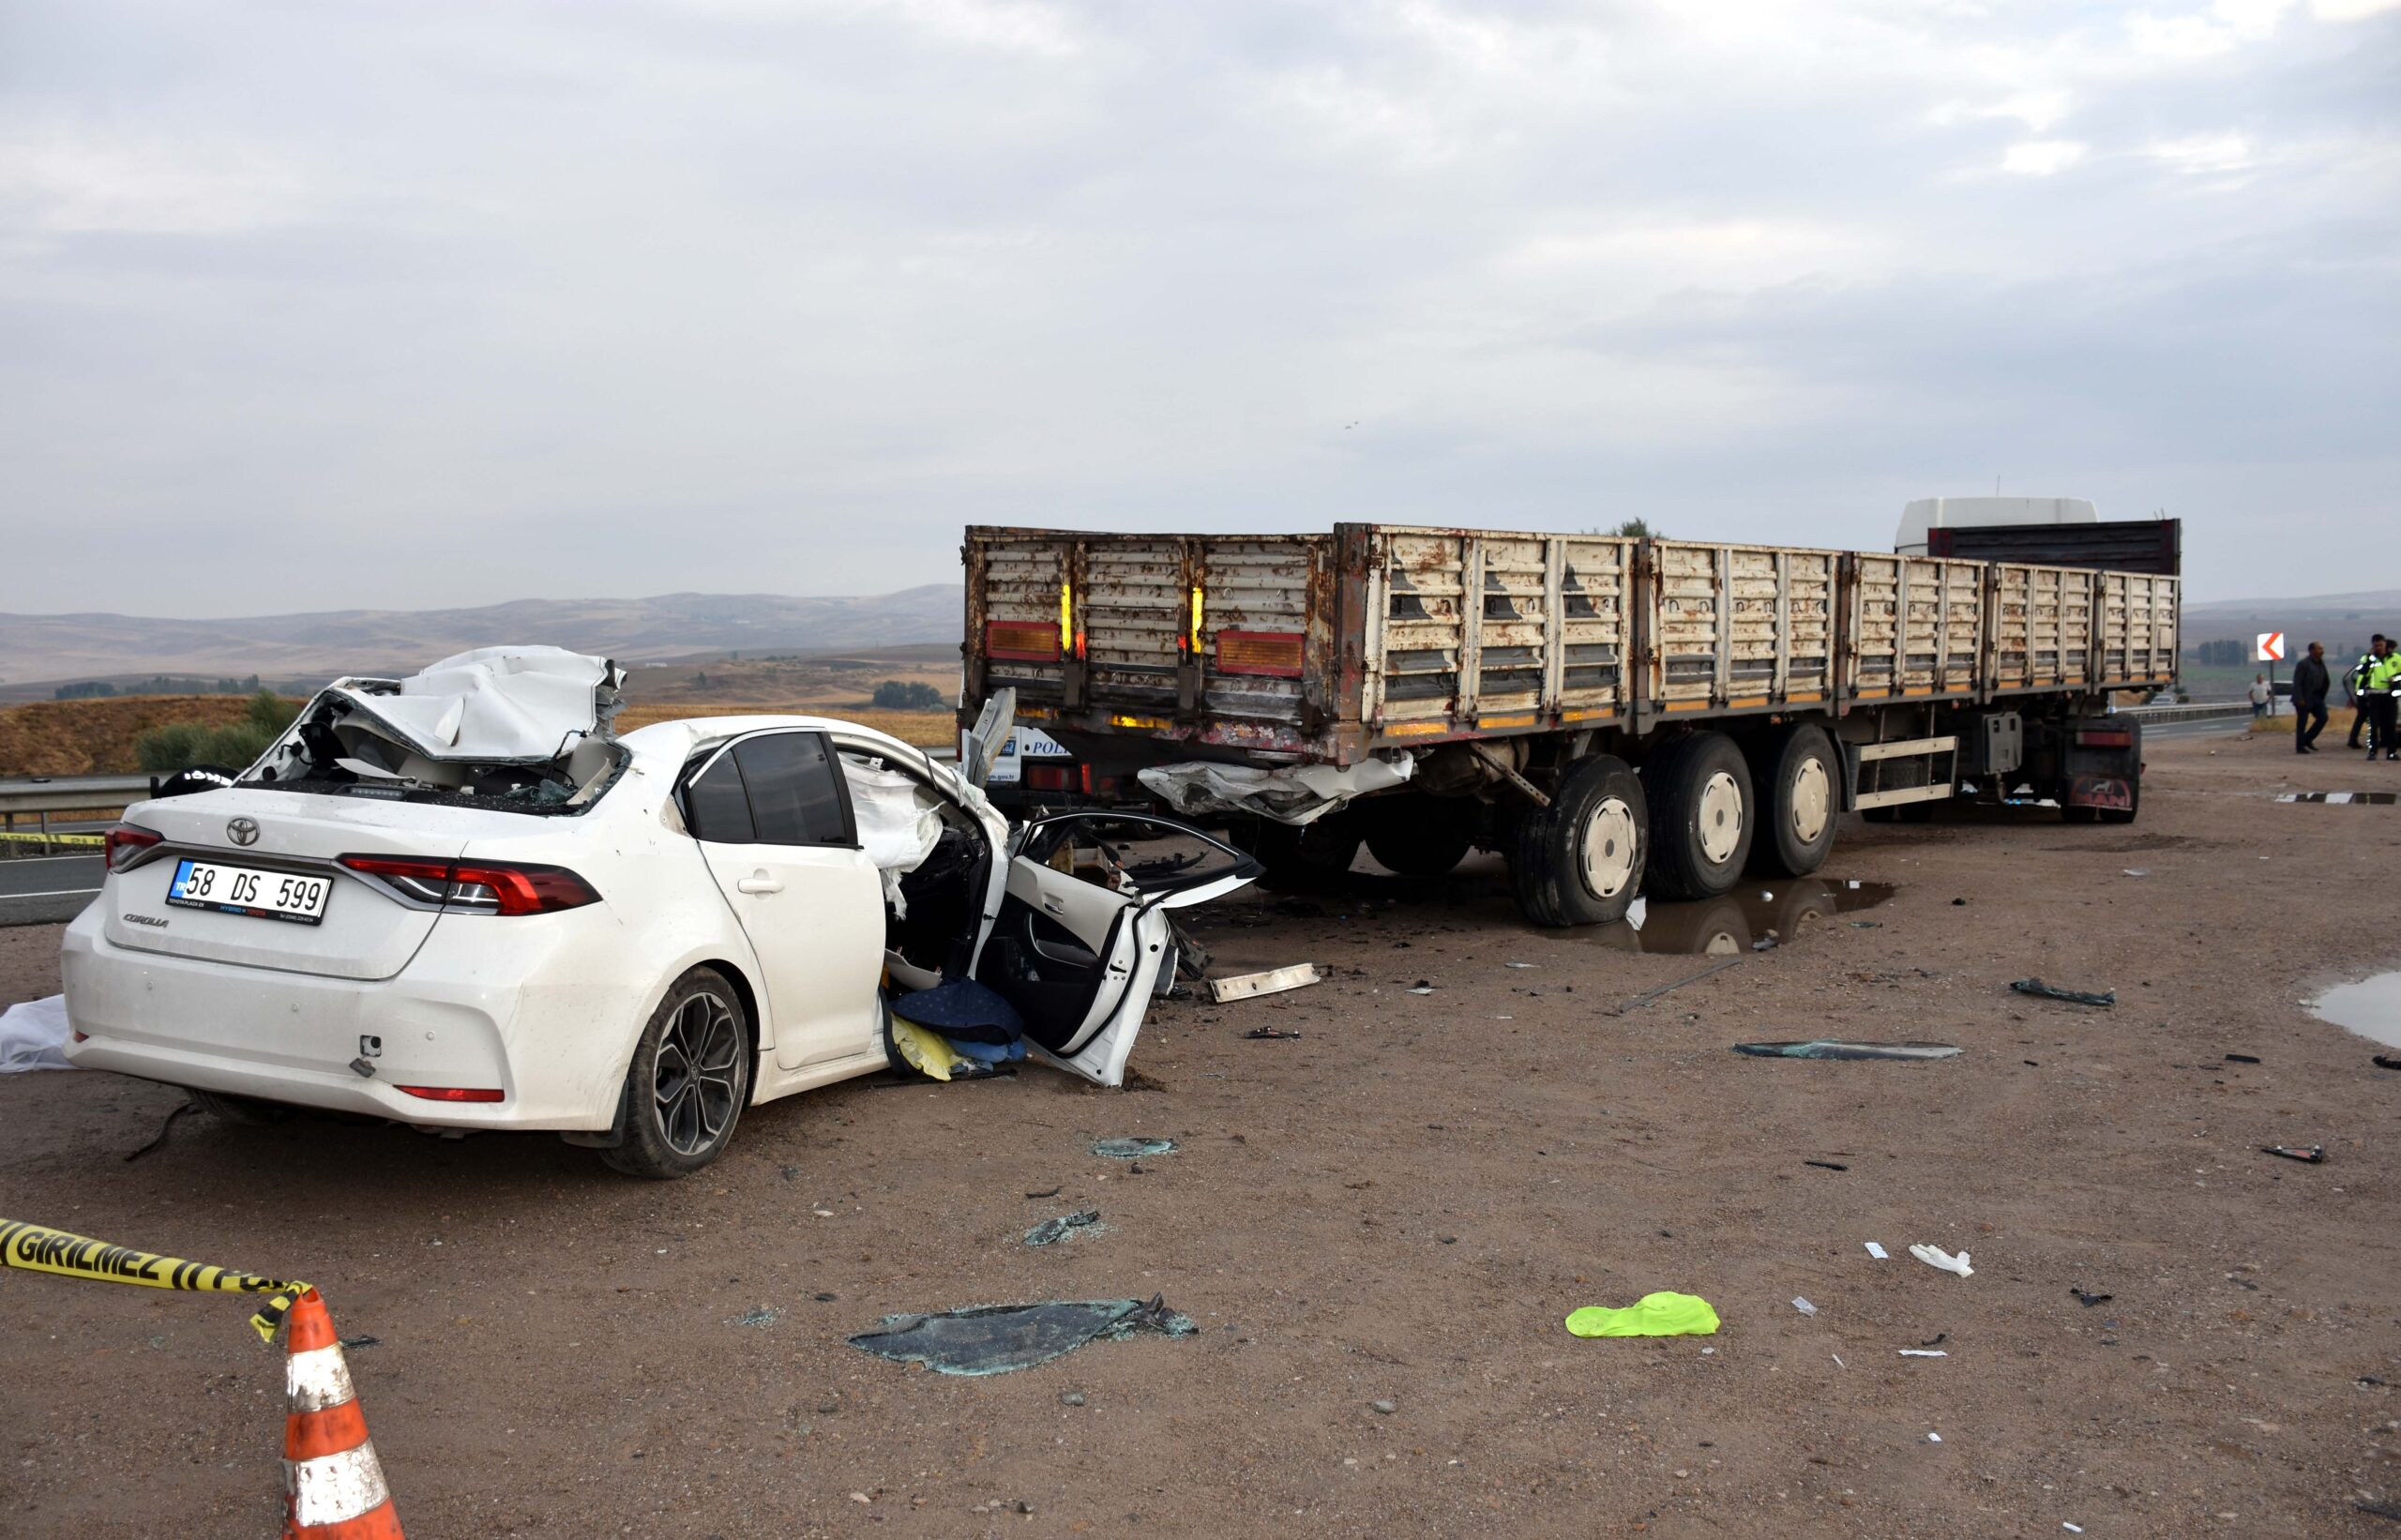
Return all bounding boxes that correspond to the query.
[1732,1040,1962,1061]
[2010,979,2117,1008]
[1090,1137,1177,1159]
[1023,1211,1102,1246]
[848,1295,1196,1376]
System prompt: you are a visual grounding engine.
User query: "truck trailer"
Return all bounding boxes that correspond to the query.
[959,525,2178,926]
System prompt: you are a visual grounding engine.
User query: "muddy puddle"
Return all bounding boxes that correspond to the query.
[1550,878,1895,957]
[2311,973,2401,1051]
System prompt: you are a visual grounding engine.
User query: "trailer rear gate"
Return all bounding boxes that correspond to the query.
[962,525,2177,766]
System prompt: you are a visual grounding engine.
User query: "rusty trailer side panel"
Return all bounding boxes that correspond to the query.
[1847,554,1986,702]
[1645,540,1838,717]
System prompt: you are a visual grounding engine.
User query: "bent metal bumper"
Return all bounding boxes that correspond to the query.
[58,908,621,1131]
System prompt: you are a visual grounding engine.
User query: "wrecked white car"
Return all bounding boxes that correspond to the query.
[61,648,1258,1177]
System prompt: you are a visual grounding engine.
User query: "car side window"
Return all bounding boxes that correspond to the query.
[684,753,756,843]
[733,732,856,847]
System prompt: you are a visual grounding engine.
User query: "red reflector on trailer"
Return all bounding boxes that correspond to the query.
[985,620,1060,661]
[396,1085,505,1103]
[1025,764,1073,791]
[1216,629,1306,678]
[2076,729,2133,747]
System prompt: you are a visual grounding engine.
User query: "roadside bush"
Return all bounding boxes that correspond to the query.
[133,691,298,774]
[870,680,944,710]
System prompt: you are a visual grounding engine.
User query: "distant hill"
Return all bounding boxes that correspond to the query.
[2182,589,2401,645]
[0,587,963,697]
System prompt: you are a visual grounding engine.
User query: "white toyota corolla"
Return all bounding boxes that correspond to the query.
[62,648,1256,1177]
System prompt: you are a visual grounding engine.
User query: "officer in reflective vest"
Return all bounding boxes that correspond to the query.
[2352,636,2387,750]
[2370,641,2401,762]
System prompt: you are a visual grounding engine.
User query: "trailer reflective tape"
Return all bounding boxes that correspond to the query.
[288,1442,393,1530]
[0,1217,310,1343]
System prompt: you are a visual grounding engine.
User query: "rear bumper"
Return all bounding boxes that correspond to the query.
[58,907,622,1130]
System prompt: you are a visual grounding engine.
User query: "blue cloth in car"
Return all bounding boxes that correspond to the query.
[895,979,1024,1046]
[944,1034,1027,1064]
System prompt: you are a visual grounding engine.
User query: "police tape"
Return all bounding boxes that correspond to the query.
[0,830,105,845]
[0,1218,310,1343]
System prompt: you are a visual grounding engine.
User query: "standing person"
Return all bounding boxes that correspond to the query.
[2348,635,2385,749]
[2248,673,2272,719]
[2292,642,2331,754]
[2370,639,2401,762]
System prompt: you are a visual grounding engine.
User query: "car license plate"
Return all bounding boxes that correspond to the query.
[166,858,333,926]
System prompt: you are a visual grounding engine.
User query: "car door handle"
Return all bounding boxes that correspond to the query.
[736,874,783,895]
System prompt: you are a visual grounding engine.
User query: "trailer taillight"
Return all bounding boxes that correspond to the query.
[985,621,1060,660]
[1216,629,1306,678]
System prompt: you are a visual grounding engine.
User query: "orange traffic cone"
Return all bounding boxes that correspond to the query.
[281,1290,403,1538]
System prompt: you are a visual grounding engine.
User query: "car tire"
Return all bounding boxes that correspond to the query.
[1507,754,1646,927]
[1362,794,1477,877]
[601,968,753,1180]
[187,1088,294,1125]
[1746,723,1838,878]
[1641,732,1755,900]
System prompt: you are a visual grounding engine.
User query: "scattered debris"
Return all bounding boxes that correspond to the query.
[1864,1242,1889,1260]
[1851,920,1882,929]
[2070,1287,2112,1307]
[1209,964,1324,1004]
[848,1295,1196,1376]
[1899,1349,1949,1358]
[2260,1143,2325,1164]
[1504,962,1537,970]
[1407,981,1435,995]
[1925,1431,1943,1442]
[1791,1297,1818,1317]
[1060,1391,1086,1406]
[1091,1138,1177,1159]
[1910,1245,1974,1278]
[1605,958,1743,1016]
[1243,1027,1303,1041]
[1023,1212,1103,1247]
[2356,1500,2401,1523]
[732,1306,783,1327]
[2223,1053,2261,1064]
[1750,935,1779,951]
[1370,1398,1397,1414]
[1921,1333,1948,1346]
[1733,1040,1961,1061]
[2375,1055,2401,1072]
[1563,1291,1720,1338]
[1804,1159,1850,1171]
[339,1336,381,1350]
[122,1101,200,1163]
[1024,1186,1062,1200]
[2122,868,2151,878]
[0,994,74,1074]
[2011,979,2117,1008]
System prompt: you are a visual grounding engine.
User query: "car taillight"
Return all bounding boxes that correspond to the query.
[1216,629,1306,678]
[338,854,599,915]
[103,823,163,871]
[396,1085,505,1102]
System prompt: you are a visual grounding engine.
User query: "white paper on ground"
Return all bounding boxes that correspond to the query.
[1865,1241,1890,1260]
[1899,1350,1950,1357]
[0,995,74,1073]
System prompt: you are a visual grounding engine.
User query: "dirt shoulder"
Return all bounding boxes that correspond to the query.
[3,728,2397,1537]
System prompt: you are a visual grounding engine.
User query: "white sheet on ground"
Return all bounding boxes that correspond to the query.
[0,995,74,1073]
[841,754,946,915]
[320,646,624,763]
[1137,755,1415,825]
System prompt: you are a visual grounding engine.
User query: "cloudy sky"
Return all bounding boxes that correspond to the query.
[2,0,2393,617]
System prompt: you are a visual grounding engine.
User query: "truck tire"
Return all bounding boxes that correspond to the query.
[1507,754,1646,927]
[1747,723,1838,877]
[1249,811,1364,891]
[1363,794,1476,877]
[1642,732,1754,900]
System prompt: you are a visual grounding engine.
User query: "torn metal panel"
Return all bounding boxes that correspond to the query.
[1207,964,1323,1004]
[324,648,626,763]
[1136,754,1413,825]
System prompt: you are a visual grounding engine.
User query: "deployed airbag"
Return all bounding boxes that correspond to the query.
[1137,755,1415,825]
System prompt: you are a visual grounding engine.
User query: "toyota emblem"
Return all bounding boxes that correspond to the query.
[226,817,261,847]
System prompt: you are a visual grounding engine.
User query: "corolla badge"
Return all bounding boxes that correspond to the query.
[226,817,261,847]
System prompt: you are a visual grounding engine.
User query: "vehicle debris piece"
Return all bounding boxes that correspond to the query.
[1563,1291,1720,1338]
[2224,1053,2260,1064]
[2010,979,2117,1008]
[1023,1212,1103,1246]
[2376,1055,2401,1072]
[1804,1160,1850,1171]
[1243,1027,1302,1041]
[1910,1245,1974,1278]
[1091,1138,1176,1159]
[1137,756,1413,826]
[122,1101,200,1163]
[2260,1143,2325,1164]
[848,1295,1196,1377]
[1407,981,1435,995]
[2070,1287,2113,1307]
[1864,1242,1889,1260]
[1208,964,1324,1004]
[1604,957,1744,1016]
[1024,1186,1062,1200]
[1898,1349,1949,1358]
[1791,1297,1818,1317]
[1733,1040,1961,1061]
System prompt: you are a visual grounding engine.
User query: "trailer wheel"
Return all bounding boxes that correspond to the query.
[1642,732,1754,900]
[1363,794,1476,877]
[1747,723,1838,878]
[1507,754,1646,927]
[1249,810,1364,892]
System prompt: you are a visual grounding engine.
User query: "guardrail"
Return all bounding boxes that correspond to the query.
[2118,702,2253,726]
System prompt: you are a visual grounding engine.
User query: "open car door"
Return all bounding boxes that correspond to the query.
[975,811,1261,1086]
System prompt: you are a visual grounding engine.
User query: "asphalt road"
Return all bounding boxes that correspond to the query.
[0,852,103,928]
